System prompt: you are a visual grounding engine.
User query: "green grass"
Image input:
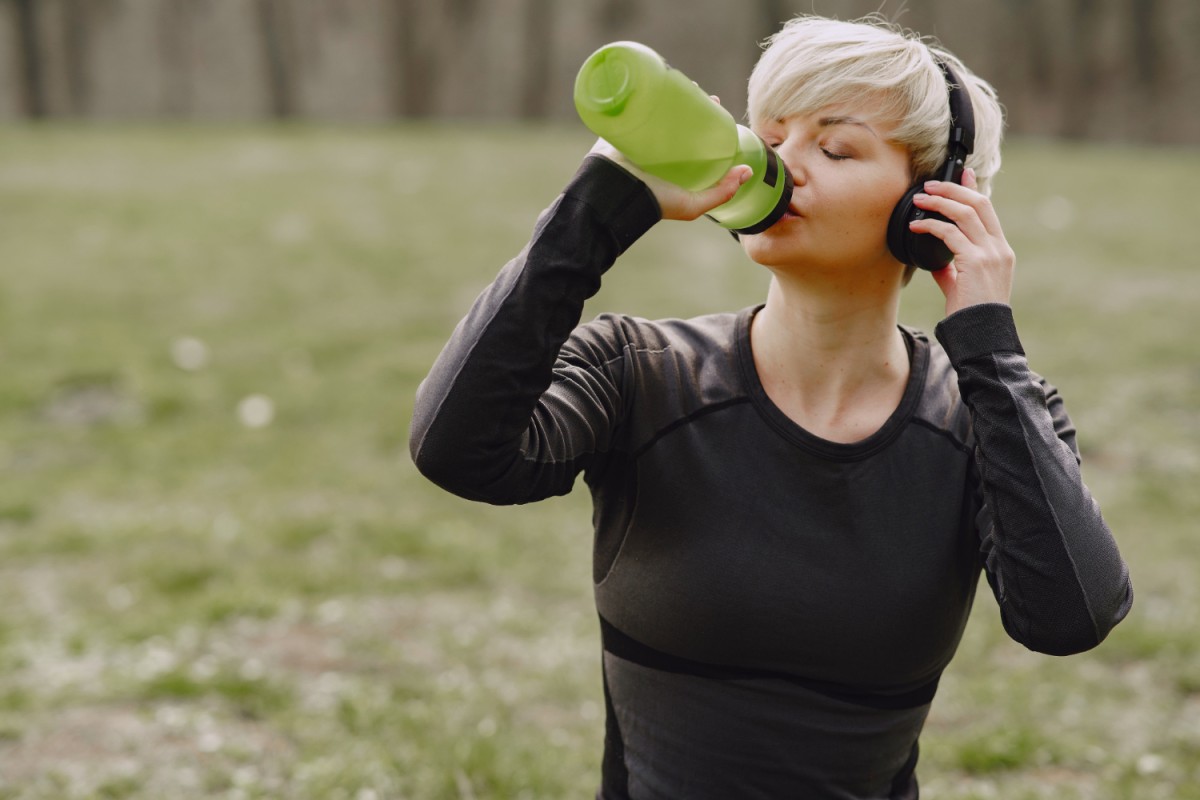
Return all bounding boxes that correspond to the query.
[0,122,1198,798]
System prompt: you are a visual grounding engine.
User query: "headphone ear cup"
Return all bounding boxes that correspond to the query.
[886,185,922,267]
[886,184,955,272]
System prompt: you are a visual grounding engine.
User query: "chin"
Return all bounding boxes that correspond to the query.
[740,233,804,269]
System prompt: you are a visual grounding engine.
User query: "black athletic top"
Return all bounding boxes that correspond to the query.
[409,156,1134,799]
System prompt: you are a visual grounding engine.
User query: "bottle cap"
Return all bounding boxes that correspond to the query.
[577,48,635,116]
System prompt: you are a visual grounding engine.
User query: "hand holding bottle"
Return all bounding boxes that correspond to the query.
[586,97,754,223]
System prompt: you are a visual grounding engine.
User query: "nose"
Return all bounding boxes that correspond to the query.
[772,139,805,188]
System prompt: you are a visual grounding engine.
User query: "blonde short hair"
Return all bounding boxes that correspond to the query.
[747,14,1004,197]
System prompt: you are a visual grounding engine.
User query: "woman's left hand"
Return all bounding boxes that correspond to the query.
[908,167,1015,317]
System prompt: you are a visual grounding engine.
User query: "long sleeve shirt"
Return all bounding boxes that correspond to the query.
[409,155,1133,799]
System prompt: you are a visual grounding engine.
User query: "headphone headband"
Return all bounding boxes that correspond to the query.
[937,61,975,175]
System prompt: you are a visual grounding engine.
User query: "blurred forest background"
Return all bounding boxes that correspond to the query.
[2,0,1199,143]
[1,1,1199,799]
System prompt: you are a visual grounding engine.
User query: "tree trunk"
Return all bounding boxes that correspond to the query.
[256,0,295,118]
[1130,0,1159,87]
[1063,0,1100,139]
[396,0,434,117]
[519,0,553,117]
[12,0,44,117]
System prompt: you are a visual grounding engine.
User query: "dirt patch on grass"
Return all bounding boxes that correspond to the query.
[0,703,295,792]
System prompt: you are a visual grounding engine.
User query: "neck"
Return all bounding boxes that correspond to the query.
[749,269,910,440]
[755,267,905,370]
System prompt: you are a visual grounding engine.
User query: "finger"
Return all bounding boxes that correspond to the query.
[588,136,627,164]
[908,216,972,254]
[956,169,1007,235]
[709,94,722,105]
[929,261,958,296]
[912,192,988,243]
[667,165,751,220]
[923,178,1004,236]
[690,165,752,216]
[711,165,752,201]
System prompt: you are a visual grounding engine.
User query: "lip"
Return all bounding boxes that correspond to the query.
[761,207,800,233]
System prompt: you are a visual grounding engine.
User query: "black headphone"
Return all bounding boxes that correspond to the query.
[885,60,976,271]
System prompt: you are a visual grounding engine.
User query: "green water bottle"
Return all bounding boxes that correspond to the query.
[574,41,793,234]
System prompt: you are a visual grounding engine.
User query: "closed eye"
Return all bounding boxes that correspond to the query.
[822,148,851,161]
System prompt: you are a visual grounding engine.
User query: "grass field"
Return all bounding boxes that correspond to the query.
[0,123,1197,799]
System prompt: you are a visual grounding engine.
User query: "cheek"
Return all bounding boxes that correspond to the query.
[820,178,906,239]
[865,189,907,234]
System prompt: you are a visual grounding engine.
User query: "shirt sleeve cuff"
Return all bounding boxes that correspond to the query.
[562,155,661,255]
[934,303,1025,365]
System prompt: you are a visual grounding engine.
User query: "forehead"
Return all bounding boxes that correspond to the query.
[759,103,900,138]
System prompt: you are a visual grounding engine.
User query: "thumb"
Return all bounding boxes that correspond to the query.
[696,165,752,213]
[930,262,958,298]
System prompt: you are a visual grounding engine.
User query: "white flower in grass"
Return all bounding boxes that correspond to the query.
[239,658,265,680]
[238,394,275,428]
[197,731,223,752]
[106,584,134,610]
[171,337,209,371]
[1137,753,1165,775]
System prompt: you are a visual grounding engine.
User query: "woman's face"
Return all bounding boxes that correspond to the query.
[741,106,913,276]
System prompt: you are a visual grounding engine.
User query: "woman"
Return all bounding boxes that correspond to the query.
[410,15,1133,799]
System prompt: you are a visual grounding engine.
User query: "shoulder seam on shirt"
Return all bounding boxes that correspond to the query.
[559,350,626,376]
[909,417,971,455]
[540,344,677,465]
[632,397,752,460]
[555,343,673,418]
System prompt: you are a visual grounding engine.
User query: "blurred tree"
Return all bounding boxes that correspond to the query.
[12,0,44,117]
[597,0,641,36]
[1131,0,1161,87]
[61,0,89,114]
[396,0,433,117]
[519,0,553,117]
[160,0,193,117]
[256,0,296,118]
[1064,0,1101,140]
[0,0,1195,142]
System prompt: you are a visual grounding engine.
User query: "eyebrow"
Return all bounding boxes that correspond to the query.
[817,116,879,138]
